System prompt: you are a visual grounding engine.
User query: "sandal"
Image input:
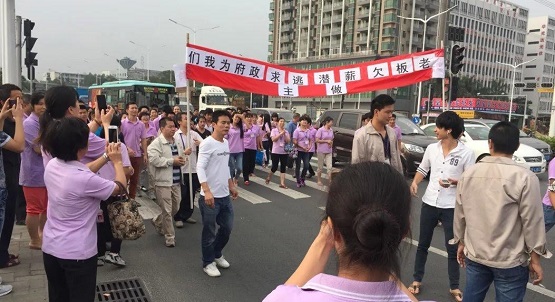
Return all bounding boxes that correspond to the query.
[0,257,20,268]
[449,289,463,302]
[279,185,288,189]
[9,254,19,260]
[265,177,271,185]
[408,282,421,295]
[244,181,250,186]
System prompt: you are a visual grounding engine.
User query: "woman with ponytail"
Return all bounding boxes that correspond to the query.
[264,162,418,302]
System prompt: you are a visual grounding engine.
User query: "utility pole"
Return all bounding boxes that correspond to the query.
[1,0,18,84]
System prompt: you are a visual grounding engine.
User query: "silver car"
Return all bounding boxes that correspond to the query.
[464,119,552,162]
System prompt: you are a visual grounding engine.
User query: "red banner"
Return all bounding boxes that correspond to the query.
[184,44,444,98]
[422,97,518,112]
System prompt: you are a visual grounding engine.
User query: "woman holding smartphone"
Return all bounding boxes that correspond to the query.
[242,113,262,186]
[265,118,290,188]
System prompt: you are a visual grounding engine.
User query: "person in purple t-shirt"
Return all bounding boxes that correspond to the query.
[543,159,555,232]
[265,117,290,188]
[242,113,262,185]
[263,162,416,302]
[121,102,148,200]
[315,116,334,187]
[389,114,403,153]
[41,117,126,302]
[226,112,244,185]
[292,115,313,188]
[20,91,47,250]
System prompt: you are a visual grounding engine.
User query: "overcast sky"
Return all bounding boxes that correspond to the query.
[4,0,555,77]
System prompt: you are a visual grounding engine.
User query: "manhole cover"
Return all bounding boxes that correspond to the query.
[96,278,151,302]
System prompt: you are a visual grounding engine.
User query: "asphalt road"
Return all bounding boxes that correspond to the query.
[97,165,554,302]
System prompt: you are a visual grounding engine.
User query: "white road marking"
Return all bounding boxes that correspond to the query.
[248,177,311,199]
[402,238,555,298]
[236,187,272,204]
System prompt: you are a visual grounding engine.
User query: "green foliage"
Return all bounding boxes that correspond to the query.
[536,134,555,152]
[424,76,508,98]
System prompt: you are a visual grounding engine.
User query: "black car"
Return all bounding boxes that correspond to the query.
[316,109,436,175]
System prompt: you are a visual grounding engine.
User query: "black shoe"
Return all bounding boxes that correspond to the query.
[15,220,25,226]
[306,173,314,179]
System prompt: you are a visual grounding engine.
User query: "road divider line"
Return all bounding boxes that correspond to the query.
[402,238,555,298]
[254,166,328,192]
[248,177,311,199]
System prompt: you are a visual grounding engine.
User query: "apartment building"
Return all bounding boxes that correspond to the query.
[267,0,447,113]
[448,0,529,88]
[522,16,555,118]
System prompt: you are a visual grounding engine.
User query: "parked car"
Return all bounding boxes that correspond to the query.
[250,108,294,122]
[421,123,547,174]
[316,109,437,175]
[464,119,551,161]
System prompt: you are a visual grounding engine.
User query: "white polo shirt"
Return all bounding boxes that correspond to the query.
[416,141,475,209]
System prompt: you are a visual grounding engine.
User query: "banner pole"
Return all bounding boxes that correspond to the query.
[441,40,446,112]
[186,33,194,210]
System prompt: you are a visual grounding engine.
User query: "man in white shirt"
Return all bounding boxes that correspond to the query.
[407,111,475,302]
[197,110,238,277]
[173,112,203,227]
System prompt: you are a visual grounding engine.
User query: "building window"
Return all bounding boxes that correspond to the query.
[527,53,538,57]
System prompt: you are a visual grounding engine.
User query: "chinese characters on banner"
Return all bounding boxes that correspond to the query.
[184,43,445,98]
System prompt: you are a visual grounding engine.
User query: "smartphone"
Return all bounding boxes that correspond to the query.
[8,98,17,107]
[441,179,451,185]
[108,125,119,143]
[97,95,107,111]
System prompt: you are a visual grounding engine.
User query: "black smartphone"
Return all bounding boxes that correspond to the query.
[97,95,107,111]
[8,98,17,107]
[108,126,119,143]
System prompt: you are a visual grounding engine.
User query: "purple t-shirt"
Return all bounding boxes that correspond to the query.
[243,124,260,150]
[226,125,245,153]
[97,142,131,180]
[263,274,417,302]
[20,113,45,187]
[293,128,312,152]
[270,128,290,155]
[543,159,555,206]
[145,122,158,138]
[316,127,334,154]
[121,118,147,157]
[152,115,163,132]
[42,159,115,260]
[260,123,271,142]
[393,125,402,140]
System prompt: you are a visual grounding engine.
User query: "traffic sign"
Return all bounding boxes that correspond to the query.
[538,87,554,93]
[412,115,421,125]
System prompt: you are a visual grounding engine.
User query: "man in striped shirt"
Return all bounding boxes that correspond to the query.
[147,117,186,247]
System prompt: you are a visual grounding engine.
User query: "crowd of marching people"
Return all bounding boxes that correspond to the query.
[0,82,554,302]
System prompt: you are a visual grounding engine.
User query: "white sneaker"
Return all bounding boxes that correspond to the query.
[203,262,221,277]
[214,256,230,269]
[0,284,12,297]
[105,253,126,267]
[175,221,184,228]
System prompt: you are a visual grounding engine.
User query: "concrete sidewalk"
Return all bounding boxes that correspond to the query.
[0,224,47,301]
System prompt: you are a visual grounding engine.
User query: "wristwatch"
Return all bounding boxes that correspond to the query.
[548,183,555,193]
[102,152,110,161]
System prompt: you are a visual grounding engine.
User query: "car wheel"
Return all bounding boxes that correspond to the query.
[476,153,490,163]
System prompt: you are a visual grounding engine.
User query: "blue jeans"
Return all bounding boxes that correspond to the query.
[199,195,234,267]
[0,188,7,234]
[229,152,243,180]
[295,151,310,181]
[464,259,528,302]
[543,204,555,232]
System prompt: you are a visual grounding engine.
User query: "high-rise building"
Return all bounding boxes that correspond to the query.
[522,16,555,120]
[448,0,529,88]
[267,0,447,113]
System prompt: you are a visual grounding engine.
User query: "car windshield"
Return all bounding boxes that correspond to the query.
[206,95,230,106]
[397,117,426,135]
[275,111,294,122]
[482,121,528,137]
[465,126,490,140]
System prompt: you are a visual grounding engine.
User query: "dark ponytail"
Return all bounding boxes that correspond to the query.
[325,162,410,279]
[38,86,79,146]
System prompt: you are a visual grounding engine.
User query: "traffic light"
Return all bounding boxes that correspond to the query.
[24,19,38,80]
[450,45,465,74]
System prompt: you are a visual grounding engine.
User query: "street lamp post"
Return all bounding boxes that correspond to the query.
[398,5,458,117]
[497,58,536,121]
[129,41,150,81]
[168,18,219,44]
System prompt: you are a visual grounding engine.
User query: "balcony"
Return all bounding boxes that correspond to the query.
[282,1,293,11]
[279,46,293,54]
[331,27,343,35]
[357,0,370,5]
[358,9,370,18]
[357,24,369,32]
[333,2,345,10]
[282,14,292,21]
[383,0,399,10]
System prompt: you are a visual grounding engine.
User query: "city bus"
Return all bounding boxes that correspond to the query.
[88,80,176,109]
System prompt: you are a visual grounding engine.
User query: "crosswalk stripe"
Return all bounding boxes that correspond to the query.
[248,177,311,199]
[254,166,328,192]
[236,187,272,204]
[136,198,161,220]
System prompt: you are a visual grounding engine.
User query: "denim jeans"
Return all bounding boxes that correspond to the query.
[295,151,311,181]
[0,188,8,235]
[228,152,243,179]
[464,259,528,302]
[413,203,459,289]
[543,204,555,232]
[199,195,234,267]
